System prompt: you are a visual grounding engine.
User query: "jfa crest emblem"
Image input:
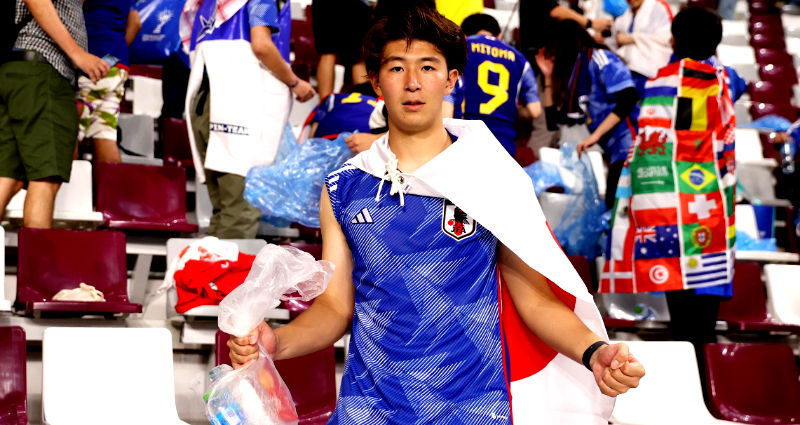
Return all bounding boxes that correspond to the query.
[442,199,475,240]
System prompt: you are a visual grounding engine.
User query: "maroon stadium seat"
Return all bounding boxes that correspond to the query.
[749,1,782,15]
[750,20,786,37]
[215,331,337,425]
[754,48,794,67]
[759,63,799,85]
[0,326,27,425]
[704,343,800,424]
[750,32,787,49]
[749,102,799,121]
[161,118,195,169]
[15,228,142,316]
[748,81,793,104]
[96,162,198,233]
[718,261,800,333]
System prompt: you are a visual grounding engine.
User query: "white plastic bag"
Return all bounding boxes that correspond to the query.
[205,244,334,425]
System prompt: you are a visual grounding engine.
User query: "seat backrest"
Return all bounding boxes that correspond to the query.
[96,162,194,230]
[281,242,322,260]
[749,102,798,121]
[748,80,793,104]
[118,113,156,158]
[16,228,129,304]
[610,340,723,424]
[759,63,799,85]
[763,264,800,325]
[704,343,800,424]
[214,330,337,422]
[718,261,769,323]
[0,326,27,425]
[161,117,194,167]
[42,327,184,425]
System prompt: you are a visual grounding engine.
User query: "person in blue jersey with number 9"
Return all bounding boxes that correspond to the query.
[448,13,542,157]
[229,7,644,425]
[537,20,640,210]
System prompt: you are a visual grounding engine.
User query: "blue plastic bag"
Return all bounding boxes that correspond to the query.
[550,143,606,258]
[244,132,353,228]
[604,0,629,18]
[743,114,793,132]
[524,161,569,195]
[130,0,184,64]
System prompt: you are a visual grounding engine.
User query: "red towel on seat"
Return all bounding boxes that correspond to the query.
[174,253,256,313]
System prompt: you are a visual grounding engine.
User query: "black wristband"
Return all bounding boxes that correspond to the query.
[582,341,608,371]
[289,78,300,88]
[585,18,593,29]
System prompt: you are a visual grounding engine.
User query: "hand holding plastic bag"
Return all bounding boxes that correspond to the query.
[205,245,334,425]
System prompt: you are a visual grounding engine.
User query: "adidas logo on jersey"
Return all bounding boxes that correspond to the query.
[351,208,374,224]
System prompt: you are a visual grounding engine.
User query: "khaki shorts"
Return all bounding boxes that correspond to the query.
[77,66,128,141]
[0,60,76,182]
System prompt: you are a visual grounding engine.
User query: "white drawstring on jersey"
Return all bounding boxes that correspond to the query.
[375,156,407,206]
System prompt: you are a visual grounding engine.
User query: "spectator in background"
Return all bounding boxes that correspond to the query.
[604,0,673,98]
[184,0,314,239]
[519,0,613,55]
[600,7,738,369]
[77,0,141,163]
[306,82,380,140]
[0,0,108,228]
[451,13,542,157]
[311,0,372,100]
[537,20,639,209]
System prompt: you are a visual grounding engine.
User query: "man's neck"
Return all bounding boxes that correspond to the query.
[387,121,452,173]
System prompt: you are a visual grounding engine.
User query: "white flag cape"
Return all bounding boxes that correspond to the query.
[348,119,614,424]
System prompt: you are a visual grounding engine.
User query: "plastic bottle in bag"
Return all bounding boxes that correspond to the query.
[632,303,656,321]
[205,364,249,425]
[780,141,796,174]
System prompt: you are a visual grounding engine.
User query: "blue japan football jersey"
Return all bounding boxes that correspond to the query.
[324,164,512,425]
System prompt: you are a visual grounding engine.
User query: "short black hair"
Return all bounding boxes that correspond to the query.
[362,7,467,77]
[461,13,501,37]
[672,6,722,60]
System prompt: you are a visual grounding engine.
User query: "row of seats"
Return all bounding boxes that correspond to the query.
[567,255,800,334]
[3,326,797,425]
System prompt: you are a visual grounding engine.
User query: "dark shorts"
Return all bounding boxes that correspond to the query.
[0,60,77,182]
[311,0,372,65]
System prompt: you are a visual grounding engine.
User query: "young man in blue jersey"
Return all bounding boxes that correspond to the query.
[449,13,541,156]
[230,7,643,424]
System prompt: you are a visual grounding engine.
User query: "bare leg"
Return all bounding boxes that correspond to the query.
[316,53,337,100]
[93,137,121,163]
[23,179,62,228]
[351,62,368,85]
[0,177,24,222]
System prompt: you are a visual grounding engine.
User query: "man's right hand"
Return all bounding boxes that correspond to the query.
[72,50,109,83]
[228,321,277,369]
[292,79,316,102]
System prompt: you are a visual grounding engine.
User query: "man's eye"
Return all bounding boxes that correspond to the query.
[422,65,435,71]
[390,66,403,72]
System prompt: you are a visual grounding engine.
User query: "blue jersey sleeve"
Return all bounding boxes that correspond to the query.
[247,0,279,30]
[517,62,540,105]
[593,50,634,94]
[312,94,336,124]
[724,65,747,102]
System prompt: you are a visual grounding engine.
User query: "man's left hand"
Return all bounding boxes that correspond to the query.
[590,342,645,397]
[577,136,599,156]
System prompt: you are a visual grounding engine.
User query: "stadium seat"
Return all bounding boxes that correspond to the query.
[291,19,318,81]
[0,326,27,425]
[749,102,798,121]
[750,20,786,37]
[0,227,9,312]
[118,113,157,162]
[161,117,195,169]
[4,160,103,224]
[763,264,800,325]
[718,261,800,333]
[704,343,800,424]
[96,162,198,233]
[749,1,782,15]
[609,341,736,425]
[14,228,142,317]
[42,327,189,425]
[165,238,267,319]
[754,48,794,67]
[215,331,337,425]
[759,63,799,85]
[748,80,794,104]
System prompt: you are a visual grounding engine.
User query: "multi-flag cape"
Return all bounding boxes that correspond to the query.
[601,59,736,293]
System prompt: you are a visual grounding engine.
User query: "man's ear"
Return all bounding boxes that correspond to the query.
[445,69,459,94]
[369,74,382,97]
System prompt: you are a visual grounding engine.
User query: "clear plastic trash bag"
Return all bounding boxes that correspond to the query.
[205,245,334,425]
[245,132,353,228]
[550,142,606,258]
[524,160,570,195]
